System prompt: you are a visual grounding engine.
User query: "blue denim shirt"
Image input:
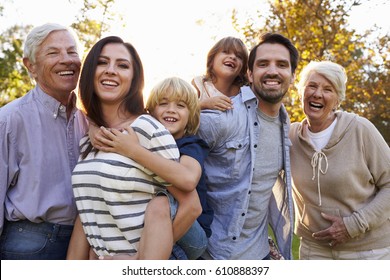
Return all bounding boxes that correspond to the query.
[197,86,293,259]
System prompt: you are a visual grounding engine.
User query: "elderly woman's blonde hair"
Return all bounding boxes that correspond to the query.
[146,77,200,135]
[296,61,347,104]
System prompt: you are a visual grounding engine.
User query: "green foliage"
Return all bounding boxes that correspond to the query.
[71,0,119,54]
[233,0,389,143]
[0,24,34,106]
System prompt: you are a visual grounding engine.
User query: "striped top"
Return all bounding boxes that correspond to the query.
[72,114,179,256]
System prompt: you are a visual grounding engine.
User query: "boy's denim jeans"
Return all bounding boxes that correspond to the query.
[177,221,207,260]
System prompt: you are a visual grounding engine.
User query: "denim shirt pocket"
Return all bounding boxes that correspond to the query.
[225,137,250,179]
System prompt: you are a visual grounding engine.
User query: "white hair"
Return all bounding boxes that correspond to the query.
[23,23,80,63]
[297,61,347,103]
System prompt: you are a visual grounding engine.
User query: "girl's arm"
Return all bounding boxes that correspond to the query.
[199,95,233,111]
[66,215,90,260]
[91,126,202,192]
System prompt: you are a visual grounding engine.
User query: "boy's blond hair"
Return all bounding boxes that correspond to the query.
[146,77,200,135]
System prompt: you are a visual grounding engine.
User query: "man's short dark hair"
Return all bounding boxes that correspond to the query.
[248,33,299,74]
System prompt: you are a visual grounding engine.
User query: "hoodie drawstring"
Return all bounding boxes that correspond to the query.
[311,151,328,206]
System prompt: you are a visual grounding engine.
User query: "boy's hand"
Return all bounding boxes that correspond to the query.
[95,126,140,159]
[89,123,108,149]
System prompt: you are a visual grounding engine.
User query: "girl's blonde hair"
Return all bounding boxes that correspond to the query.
[146,77,200,135]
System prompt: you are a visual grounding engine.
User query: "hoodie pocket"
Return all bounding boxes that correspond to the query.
[301,203,341,233]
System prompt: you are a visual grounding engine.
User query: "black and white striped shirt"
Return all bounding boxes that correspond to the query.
[72,114,179,256]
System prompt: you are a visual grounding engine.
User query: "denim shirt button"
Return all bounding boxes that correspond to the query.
[232,236,237,240]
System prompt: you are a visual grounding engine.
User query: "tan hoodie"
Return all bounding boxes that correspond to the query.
[290,111,390,250]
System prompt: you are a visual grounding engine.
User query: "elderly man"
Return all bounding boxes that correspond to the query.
[0,23,87,260]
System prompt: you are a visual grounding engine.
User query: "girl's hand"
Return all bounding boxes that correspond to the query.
[202,95,233,111]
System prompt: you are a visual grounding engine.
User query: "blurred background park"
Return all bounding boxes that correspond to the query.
[0,0,389,145]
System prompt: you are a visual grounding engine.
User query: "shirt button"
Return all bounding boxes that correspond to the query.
[238,144,242,148]
[254,144,257,148]
[254,122,258,126]
[232,237,236,240]
[241,213,245,216]
[248,190,251,194]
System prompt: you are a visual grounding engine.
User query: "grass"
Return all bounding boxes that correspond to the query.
[269,226,300,260]
[292,234,300,260]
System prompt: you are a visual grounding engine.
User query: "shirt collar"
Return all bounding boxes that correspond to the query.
[240,85,257,103]
[35,86,75,119]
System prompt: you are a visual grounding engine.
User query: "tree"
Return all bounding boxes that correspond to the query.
[70,0,122,53]
[0,24,33,106]
[232,0,389,143]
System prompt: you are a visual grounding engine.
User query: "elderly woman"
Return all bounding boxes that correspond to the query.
[290,61,390,260]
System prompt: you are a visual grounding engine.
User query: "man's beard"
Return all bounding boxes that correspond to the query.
[252,84,287,104]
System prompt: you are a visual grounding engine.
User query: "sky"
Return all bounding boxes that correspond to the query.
[1,0,389,94]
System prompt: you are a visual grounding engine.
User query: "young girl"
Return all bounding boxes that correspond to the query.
[94,77,213,260]
[192,36,248,111]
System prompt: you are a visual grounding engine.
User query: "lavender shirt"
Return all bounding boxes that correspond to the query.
[0,86,87,234]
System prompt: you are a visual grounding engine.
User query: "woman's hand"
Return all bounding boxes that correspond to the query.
[312,212,351,247]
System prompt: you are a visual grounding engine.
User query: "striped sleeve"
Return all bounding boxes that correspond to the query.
[131,114,179,186]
